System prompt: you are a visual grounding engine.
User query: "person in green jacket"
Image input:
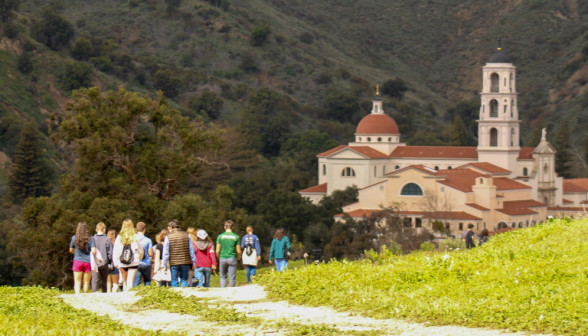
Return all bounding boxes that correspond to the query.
[269,229,290,272]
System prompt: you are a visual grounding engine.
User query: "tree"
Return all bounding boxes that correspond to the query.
[280,130,337,178]
[188,90,224,120]
[407,130,446,146]
[446,98,480,136]
[323,90,360,123]
[250,24,270,46]
[239,53,257,72]
[450,115,469,146]
[0,0,19,23]
[154,69,181,98]
[526,116,545,147]
[62,61,93,91]
[415,187,456,234]
[9,86,242,288]
[381,78,408,99]
[9,123,53,203]
[3,21,18,38]
[70,36,93,61]
[17,52,33,74]
[555,118,572,179]
[31,8,74,50]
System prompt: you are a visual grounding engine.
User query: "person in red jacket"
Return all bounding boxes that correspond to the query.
[193,229,217,287]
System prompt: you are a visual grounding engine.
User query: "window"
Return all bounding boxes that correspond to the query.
[483,105,485,115]
[375,105,378,113]
[388,137,392,141]
[383,166,386,175]
[509,73,514,92]
[523,167,528,176]
[511,100,515,117]
[341,167,356,177]
[511,128,515,147]
[403,218,412,227]
[377,137,382,142]
[512,222,516,228]
[490,100,498,117]
[490,128,498,147]
[518,222,523,228]
[504,78,507,86]
[415,218,422,228]
[358,137,362,142]
[400,183,423,196]
[367,137,371,142]
[491,73,499,92]
[448,166,452,170]
[434,166,439,170]
[504,105,507,114]
[459,223,463,231]
[395,165,400,169]
[484,222,486,229]
[374,166,377,177]
[480,178,483,184]
[445,222,450,230]
[440,187,445,192]
[323,164,326,175]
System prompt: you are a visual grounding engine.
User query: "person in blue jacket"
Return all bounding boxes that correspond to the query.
[240,225,261,284]
[269,229,291,272]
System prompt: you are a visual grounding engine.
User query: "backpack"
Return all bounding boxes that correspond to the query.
[245,234,254,257]
[120,244,134,265]
[479,235,489,246]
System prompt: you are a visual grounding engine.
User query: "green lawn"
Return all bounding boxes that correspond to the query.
[207,260,306,287]
[257,218,588,335]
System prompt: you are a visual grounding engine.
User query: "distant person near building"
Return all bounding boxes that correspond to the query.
[478,229,490,246]
[464,224,476,249]
[269,229,291,272]
[106,229,119,293]
[194,229,217,288]
[91,222,112,293]
[69,221,95,294]
[134,222,153,287]
[241,225,261,284]
[216,220,241,288]
[162,220,197,287]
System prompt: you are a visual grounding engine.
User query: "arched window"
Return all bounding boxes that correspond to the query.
[512,222,516,228]
[377,137,382,142]
[490,128,498,147]
[491,73,499,92]
[490,100,498,117]
[509,73,514,92]
[322,164,326,175]
[544,196,548,205]
[375,105,378,113]
[434,166,439,170]
[448,166,452,170]
[388,137,392,141]
[522,167,528,176]
[511,100,515,117]
[518,222,523,228]
[504,105,507,114]
[383,165,386,175]
[367,137,371,142]
[374,166,377,177]
[510,128,515,147]
[400,183,423,196]
[341,167,356,177]
[358,137,362,142]
[395,165,400,169]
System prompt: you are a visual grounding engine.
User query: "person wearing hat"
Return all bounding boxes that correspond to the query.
[193,229,217,288]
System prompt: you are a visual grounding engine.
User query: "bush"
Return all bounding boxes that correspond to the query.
[62,61,93,91]
[419,241,436,251]
[382,78,408,99]
[239,53,257,72]
[22,39,37,52]
[153,69,181,98]
[70,36,94,61]
[89,57,112,72]
[17,52,34,74]
[31,8,74,51]
[4,22,19,39]
[441,236,465,250]
[188,89,224,119]
[299,32,314,44]
[224,67,243,79]
[250,24,270,46]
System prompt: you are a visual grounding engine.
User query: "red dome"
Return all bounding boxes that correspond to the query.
[356,114,400,134]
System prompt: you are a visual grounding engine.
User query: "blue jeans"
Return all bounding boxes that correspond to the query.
[194,267,212,288]
[246,265,256,283]
[170,264,191,287]
[275,258,287,272]
[133,264,152,287]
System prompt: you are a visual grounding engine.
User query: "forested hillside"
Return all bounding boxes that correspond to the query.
[0,0,588,286]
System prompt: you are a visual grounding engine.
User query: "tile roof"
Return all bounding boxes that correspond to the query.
[492,178,532,190]
[299,183,327,194]
[317,145,348,157]
[465,203,490,211]
[581,200,588,204]
[517,148,535,160]
[547,206,588,212]
[359,180,387,191]
[334,209,381,218]
[496,199,546,216]
[436,169,484,192]
[335,209,481,220]
[456,162,511,174]
[563,179,588,193]
[385,164,439,176]
[563,198,573,204]
[389,146,478,159]
[316,145,387,158]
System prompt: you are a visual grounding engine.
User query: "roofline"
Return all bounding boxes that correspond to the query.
[299,191,327,195]
[342,201,359,209]
[359,180,388,191]
[465,204,490,211]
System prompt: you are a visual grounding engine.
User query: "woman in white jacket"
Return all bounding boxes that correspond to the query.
[112,219,144,291]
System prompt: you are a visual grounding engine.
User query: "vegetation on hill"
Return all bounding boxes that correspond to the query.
[258,218,588,335]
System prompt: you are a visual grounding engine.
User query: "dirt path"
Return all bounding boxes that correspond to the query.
[62,286,551,336]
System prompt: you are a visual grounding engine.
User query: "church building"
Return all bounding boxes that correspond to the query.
[299,49,587,234]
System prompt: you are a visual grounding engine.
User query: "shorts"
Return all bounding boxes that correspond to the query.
[120,266,138,270]
[72,260,91,273]
[109,267,119,275]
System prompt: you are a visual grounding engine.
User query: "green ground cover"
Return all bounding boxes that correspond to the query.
[0,286,179,335]
[207,259,306,287]
[257,218,588,335]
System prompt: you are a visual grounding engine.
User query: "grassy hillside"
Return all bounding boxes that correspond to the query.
[258,217,588,335]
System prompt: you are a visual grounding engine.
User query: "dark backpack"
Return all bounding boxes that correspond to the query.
[245,234,254,256]
[120,244,134,265]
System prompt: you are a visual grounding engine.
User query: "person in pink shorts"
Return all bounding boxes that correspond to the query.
[69,222,94,294]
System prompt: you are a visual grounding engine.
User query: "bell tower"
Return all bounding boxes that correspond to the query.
[477,45,521,176]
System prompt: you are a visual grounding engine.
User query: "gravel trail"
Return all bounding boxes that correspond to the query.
[61,286,551,336]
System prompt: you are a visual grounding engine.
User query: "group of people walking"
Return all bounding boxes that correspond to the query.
[69,219,291,293]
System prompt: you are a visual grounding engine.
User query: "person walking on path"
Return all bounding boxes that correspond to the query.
[241,226,261,284]
[70,222,95,294]
[269,229,290,272]
[216,220,241,288]
[113,219,144,292]
[478,229,490,246]
[106,229,119,293]
[153,229,171,287]
[193,229,217,288]
[91,222,112,293]
[133,222,154,287]
[464,224,476,249]
[162,220,197,287]
[187,227,197,286]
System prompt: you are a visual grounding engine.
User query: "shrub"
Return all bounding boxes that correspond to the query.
[62,61,93,91]
[239,53,257,72]
[197,7,220,19]
[275,35,285,44]
[89,56,112,72]
[218,25,230,33]
[31,8,74,50]
[188,89,224,119]
[315,71,332,84]
[22,39,37,52]
[419,241,436,251]
[129,0,139,7]
[224,67,243,79]
[382,78,408,99]
[299,32,314,44]
[441,236,465,250]
[153,69,180,98]
[70,36,94,61]
[4,22,19,39]
[250,24,270,46]
[17,52,34,74]
[179,54,193,67]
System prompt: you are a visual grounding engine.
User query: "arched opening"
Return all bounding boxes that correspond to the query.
[490,128,498,147]
[511,100,515,118]
[375,105,378,113]
[526,220,529,227]
[322,164,326,175]
[523,167,528,176]
[383,166,386,175]
[512,222,516,228]
[490,100,498,117]
[544,196,548,205]
[341,167,356,177]
[377,137,382,142]
[497,222,507,229]
[367,137,371,142]
[531,220,536,227]
[509,73,514,92]
[510,128,515,147]
[434,166,439,170]
[518,222,523,228]
[491,73,499,92]
[388,137,391,141]
[448,166,452,170]
[400,183,423,196]
[395,165,400,170]
[358,137,362,142]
